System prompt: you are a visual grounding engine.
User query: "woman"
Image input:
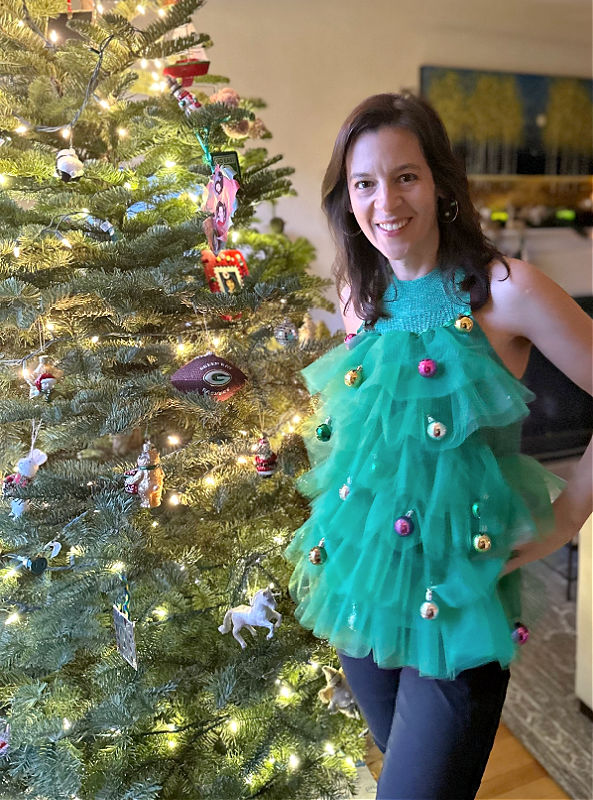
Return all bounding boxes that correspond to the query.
[285,92,592,800]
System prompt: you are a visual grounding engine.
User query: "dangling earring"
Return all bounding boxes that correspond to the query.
[439,197,459,224]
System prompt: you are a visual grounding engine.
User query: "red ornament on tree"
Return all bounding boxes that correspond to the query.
[254,433,277,477]
[202,248,249,320]
[163,47,210,88]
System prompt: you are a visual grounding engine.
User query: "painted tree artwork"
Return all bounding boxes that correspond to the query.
[421,66,593,177]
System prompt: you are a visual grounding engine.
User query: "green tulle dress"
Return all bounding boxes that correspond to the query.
[285,267,566,680]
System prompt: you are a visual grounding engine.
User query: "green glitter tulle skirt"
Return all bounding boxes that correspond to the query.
[285,320,566,679]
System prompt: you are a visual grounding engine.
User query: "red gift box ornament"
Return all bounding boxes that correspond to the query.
[202,248,249,320]
[170,353,246,401]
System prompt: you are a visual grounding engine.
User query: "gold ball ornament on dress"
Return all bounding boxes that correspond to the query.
[427,418,447,440]
[420,587,439,619]
[454,315,474,332]
[308,538,327,565]
[344,365,363,387]
[473,533,492,552]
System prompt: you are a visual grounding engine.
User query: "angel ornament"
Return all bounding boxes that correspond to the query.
[124,441,164,508]
[24,356,64,400]
[218,587,282,649]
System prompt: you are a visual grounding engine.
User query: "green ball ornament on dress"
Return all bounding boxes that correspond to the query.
[315,417,332,442]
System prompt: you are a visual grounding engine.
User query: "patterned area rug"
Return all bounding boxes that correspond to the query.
[502,549,593,800]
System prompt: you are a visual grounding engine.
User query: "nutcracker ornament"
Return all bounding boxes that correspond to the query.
[24,356,64,400]
[124,441,164,508]
[55,148,84,182]
[317,666,359,719]
[218,587,282,649]
[254,433,278,477]
[3,448,48,517]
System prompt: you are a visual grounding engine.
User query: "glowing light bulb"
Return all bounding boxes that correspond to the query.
[13,245,20,257]
[0,174,7,185]
[273,535,283,544]
[140,59,148,68]
[309,660,319,670]
[236,456,247,465]
[288,753,300,770]
[203,476,216,487]
[136,4,145,13]
[292,414,301,424]
[99,99,110,110]
[124,181,132,190]
[45,321,55,331]
[4,612,19,625]
[345,756,355,768]
[211,336,221,348]
[90,335,99,343]
[167,739,177,749]
[154,606,168,619]
[110,562,125,573]
[60,127,70,139]
[49,29,58,42]
[152,521,159,528]
[324,742,335,755]
[154,59,162,68]
[231,231,240,242]
[169,494,180,505]
[167,435,180,446]
[117,128,128,138]
[164,159,175,168]
[151,71,159,81]
[17,19,24,26]
[96,2,104,11]
[279,686,292,698]
[229,720,238,733]
[15,124,27,134]
[187,192,198,203]
[158,8,166,16]
[62,718,72,730]
[239,430,248,437]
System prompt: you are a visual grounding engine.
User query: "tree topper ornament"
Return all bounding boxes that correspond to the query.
[218,587,282,649]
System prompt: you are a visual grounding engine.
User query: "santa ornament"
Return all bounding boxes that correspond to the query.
[124,441,164,508]
[170,353,246,401]
[165,75,201,117]
[3,448,48,517]
[254,433,278,477]
[24,355,64,400]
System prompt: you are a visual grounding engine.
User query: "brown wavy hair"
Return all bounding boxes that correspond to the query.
[321,91,509,325]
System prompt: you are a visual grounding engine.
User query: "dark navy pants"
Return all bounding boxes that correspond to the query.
[338,652,510,800]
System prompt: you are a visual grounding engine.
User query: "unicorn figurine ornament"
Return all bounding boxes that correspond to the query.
[218,587,282,649]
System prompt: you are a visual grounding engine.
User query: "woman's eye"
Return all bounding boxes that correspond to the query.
[400,173,417,183]
[354,180,372,190]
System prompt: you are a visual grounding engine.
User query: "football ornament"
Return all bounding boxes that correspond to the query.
[170,353,246,401]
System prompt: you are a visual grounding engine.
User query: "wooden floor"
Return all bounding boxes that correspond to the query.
[365,722,570,799]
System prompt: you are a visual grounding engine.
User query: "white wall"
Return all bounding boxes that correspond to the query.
[193,0,593,328]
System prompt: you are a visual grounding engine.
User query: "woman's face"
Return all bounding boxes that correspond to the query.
[345,125,442,272]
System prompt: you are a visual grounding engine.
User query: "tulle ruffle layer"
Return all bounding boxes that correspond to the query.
[285,321,565,679]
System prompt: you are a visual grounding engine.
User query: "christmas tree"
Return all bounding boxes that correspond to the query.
[0,1,363,797]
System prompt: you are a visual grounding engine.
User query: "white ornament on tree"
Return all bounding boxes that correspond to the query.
[218,587,282,648]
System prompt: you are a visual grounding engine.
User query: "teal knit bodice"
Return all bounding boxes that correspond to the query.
[371,267,471,334]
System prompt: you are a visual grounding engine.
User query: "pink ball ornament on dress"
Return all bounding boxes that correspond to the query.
[394,513,414,536]
[417,358,437,377]
[512,623,529,645]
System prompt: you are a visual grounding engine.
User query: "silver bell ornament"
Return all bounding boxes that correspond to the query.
[55,148,84,182]
[274,319,298,346]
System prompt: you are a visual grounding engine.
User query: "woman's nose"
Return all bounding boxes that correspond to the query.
[375,182,403,214]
